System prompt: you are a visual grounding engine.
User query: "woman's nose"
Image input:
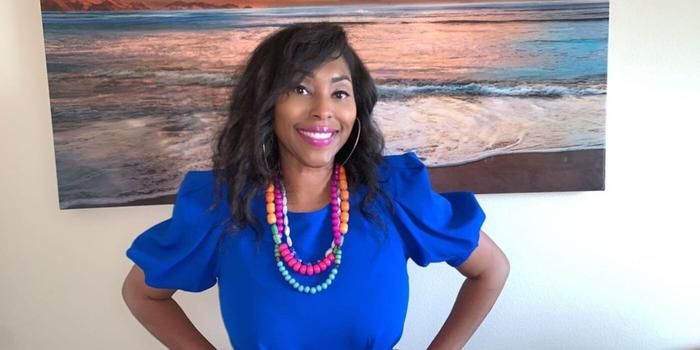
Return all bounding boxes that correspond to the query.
[310,93,333,119]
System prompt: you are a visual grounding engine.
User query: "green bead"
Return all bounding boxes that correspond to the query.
[271,225,278,235]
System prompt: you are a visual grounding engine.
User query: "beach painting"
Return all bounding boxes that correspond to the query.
[41,0,608,209]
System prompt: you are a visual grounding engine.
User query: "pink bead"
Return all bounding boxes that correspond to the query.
[292,262,301,272]
[319,261,327,270]
[279,243,288,251]
[332,217,339,226]
[300,265,307,275]
[306,266,314,275]
[281,250,290,258]
[329,255,335,262]
[284,255,293,263]
[313,265,321,274]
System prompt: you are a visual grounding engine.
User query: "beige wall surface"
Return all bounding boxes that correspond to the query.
[1,0,699,349]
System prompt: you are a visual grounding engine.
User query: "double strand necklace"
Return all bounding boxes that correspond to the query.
[265,163,350,294]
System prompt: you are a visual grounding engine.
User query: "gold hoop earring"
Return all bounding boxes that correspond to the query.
[340,118,361,166]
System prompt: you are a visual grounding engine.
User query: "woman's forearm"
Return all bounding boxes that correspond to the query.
[427,270,508,350]
[125,296,216,350]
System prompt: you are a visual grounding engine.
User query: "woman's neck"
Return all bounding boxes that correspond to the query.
[279,156,334,213]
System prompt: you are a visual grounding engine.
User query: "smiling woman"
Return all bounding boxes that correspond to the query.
[122,22,509,350]
[273,57,357,173]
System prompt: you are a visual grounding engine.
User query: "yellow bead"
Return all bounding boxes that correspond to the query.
[267,213,277,224]
[266,202,275,213]
[341,201,350,212]
[340,212,349,223]
[339,223,348,234]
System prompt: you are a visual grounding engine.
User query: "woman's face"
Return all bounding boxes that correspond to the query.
[274,56,357,170]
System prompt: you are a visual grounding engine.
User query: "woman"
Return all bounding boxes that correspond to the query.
[122,22,509,350]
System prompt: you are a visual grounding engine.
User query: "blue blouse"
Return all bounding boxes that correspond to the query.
[126,151,486,350]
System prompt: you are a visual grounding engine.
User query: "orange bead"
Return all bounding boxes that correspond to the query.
[266,192,274,202]
[266,184,274,192]
[339,223,348,234]
[341,201,350,212]
[267,213,276,225]
[339,166,346,174]
[339,180,348,190]
[340,190,349,201]
[340,212,349,223]
[266,202,275,213]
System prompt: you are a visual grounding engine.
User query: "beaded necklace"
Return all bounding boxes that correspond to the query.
[265,163,349,294]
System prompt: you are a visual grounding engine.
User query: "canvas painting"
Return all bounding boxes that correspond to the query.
[41,0,608,209]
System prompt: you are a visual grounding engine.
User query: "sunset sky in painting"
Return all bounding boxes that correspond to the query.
[140,0,521,7]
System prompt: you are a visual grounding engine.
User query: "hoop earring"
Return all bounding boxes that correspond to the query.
[262,139,273,174]
[340,118,361,166]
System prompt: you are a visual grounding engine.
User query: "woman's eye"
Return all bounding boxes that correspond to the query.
[294,85,309,95]
[334,90,350,99]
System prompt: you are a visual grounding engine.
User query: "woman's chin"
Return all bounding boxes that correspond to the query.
[294,147,342,168]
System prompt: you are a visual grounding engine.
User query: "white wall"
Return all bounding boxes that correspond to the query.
[1,0,698,349]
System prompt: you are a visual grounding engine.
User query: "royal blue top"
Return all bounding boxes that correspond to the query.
[126,151,486,350]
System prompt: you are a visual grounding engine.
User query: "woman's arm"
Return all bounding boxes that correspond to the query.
[427,230,510,350]
[121,265,216,350]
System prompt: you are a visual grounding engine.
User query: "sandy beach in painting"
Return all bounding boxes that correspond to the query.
[41,1,608,208]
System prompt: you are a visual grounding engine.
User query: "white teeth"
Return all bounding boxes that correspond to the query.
[299,130,334,139]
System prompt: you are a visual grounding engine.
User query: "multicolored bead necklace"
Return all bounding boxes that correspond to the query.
[265,163,349,294]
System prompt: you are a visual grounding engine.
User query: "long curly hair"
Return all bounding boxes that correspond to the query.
[210,22,392,242]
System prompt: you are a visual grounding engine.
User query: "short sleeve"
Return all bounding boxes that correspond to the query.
[383,152,486,267]
[126,170,226,292]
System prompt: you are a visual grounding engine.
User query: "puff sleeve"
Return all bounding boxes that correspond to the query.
[126,170,226,292]
[385,152,486,267]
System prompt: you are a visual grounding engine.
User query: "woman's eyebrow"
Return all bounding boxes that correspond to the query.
[304,74,351,83]
[331,75,351,83]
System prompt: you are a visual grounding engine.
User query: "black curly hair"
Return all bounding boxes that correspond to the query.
[210,22,392,242]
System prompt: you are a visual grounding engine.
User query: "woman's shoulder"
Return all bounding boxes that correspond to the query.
[380,151,425,171]
[175,169,227,214]
[377,151,429,195]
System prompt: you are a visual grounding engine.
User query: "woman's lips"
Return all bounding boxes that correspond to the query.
[296,127,338,148]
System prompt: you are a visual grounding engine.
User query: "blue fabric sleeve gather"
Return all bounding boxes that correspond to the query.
[126,170,226,292]
[383,152,486,267]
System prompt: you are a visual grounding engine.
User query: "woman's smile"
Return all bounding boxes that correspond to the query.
[296,127,339,147]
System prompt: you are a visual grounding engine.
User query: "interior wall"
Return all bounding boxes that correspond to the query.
[1,0,698,349]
